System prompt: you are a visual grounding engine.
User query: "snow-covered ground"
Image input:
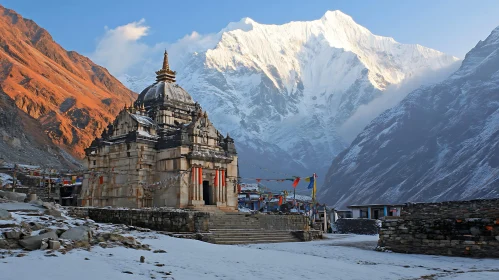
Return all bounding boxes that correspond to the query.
[2,229,499,279]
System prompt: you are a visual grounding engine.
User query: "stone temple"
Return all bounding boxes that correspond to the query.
[80,52,238,211]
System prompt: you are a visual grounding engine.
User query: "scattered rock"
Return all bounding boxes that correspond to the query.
[29,222,44,231]
[140,256,145,263]
[42,202,57,210]
[0,190,26,202]
[31,199,44,206]
[40,239,49,250]
[73,240,91,250]
[19,231,58,250]
[0,209,12,220]
[153,249,167,253]
[20,222,32,234]
[39,229,54,235]
[45,254,57,257]
[44,209,62,217]
[3,230,22,240]
[56,228,66,237]
[48,240,60,250]
[0,239,22,249]
[122,271,133,274]
[16,253,26,257]
[84,257,89,260]
[0,222,16,228]
[60,226,91,241]
[155,264,165,267]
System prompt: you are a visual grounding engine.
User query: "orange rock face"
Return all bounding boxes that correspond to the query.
[0,5,136,159]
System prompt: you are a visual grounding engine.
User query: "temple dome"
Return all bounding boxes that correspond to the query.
[135,51,194,106]
[136,82,194,105]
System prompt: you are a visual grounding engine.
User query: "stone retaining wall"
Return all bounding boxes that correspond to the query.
[335,218,379,235]
[67,208,310,233]
[209,213,309,231]
[378,199,499,258]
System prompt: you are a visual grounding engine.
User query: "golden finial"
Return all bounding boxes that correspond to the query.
[162,50,169,71]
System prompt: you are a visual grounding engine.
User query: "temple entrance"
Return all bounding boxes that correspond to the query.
[203,180,211,205]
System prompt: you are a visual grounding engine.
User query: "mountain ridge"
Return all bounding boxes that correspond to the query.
[123,11,460,185]
[0,4,136,164]
[319,25,499,207]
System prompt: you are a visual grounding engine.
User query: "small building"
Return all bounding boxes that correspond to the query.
[334,209,353,219]
[313,204,331,232]
[238,184,261,210]
[347,204,404,219]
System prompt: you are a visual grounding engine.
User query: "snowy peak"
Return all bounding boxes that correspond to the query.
[319,26,499,207]
[122,11,461,189]
[222,17,256,33]
[454,25,499,78]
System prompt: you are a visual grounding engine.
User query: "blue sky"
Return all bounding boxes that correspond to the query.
[2,0,499,58]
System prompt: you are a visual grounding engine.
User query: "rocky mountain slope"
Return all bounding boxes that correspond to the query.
[0,87,79,169]
[123,11,460,183]
[319,26,499,207]
[0,5,136,162]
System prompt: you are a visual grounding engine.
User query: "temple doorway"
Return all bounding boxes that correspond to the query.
[203,180,211,205]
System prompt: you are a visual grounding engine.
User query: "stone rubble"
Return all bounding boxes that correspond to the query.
[0,200,151,253]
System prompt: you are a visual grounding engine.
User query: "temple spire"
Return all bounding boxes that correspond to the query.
[162,50,170,71]
[155,51,176,83]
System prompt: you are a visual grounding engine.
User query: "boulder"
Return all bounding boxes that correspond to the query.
[44,209,62,217]
[56,228,66,237]
[4,230,22,239]
[19,231,58,250]
[60,226,92,241]
[0,190,26,202]
[48,240,60,250]
[40,239,49,250]
[0,208,11,220]
[29,222,44,230]
[42,202,57,210]
[31,199,44,206]
[0,238,22,250]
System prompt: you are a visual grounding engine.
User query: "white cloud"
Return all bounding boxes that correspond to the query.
[90,17,254,81]
[90,19,151,76]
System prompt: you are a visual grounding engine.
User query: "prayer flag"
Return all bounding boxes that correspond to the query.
[306,175,314,189]
[256,179,261,183]
[292,177,300,188]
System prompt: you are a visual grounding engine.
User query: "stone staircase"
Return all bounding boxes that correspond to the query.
[188,205,238,214]
[209,229,301,244]
[207,213,301,244]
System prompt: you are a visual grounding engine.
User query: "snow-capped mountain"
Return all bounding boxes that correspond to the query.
[319,26,499,208]
[123,11,460,185]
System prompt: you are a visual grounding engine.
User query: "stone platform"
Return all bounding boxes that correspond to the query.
[66,207,318,245]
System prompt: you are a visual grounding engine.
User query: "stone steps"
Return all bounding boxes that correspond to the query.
[208,229,300,244]
[188,205,238,214]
